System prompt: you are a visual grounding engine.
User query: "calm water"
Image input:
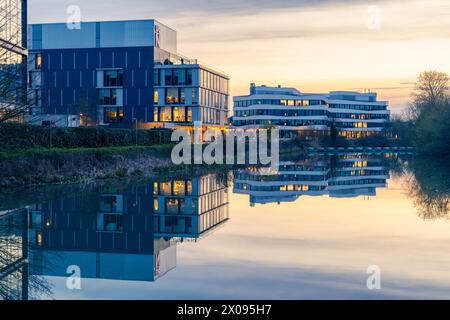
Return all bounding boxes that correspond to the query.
[1,153,449,300]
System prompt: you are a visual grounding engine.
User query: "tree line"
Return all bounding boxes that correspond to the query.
[390,70,450,157]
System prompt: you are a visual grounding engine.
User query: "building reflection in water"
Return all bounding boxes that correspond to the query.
[0,209,29,300]
[234,154,390,206]
[0,173,229,299]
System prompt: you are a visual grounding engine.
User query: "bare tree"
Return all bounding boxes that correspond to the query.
[74,89,98,126]
[408,70,450,121]
[0,209,54,300]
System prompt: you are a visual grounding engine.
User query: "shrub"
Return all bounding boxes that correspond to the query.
[0,123,173,151]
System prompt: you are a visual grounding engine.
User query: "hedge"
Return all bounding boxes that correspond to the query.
[0,123,173,151]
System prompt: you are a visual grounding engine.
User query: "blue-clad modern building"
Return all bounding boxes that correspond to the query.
[26,173,229,284]
[28,19,230,129]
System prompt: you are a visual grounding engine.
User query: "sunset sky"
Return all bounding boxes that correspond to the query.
[29,0,450,114]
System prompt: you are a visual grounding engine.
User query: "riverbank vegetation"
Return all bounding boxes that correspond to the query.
[392,70,450,157]
[0,123,173,151]
[406,156,449,220]
[0,146,171,187]
[0,125,180,187]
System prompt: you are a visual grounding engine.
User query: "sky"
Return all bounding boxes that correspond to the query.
[29,0,450,114]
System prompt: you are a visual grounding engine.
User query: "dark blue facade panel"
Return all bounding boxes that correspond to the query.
[32,46,155,126]
[37,185,155,254]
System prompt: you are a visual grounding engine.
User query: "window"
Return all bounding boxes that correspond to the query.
[173,181,186,195]
[154,90,159,105]
[166,88,179,104]
[37,232,43,246]
[175,69,186,85]
[187,180,193,195]
[164,69,173,85]
[187,107,193,122]
[154,69,160,85]
[159,107,172,122]
[166,199,180,214]
[153,107,159,121]
[35,53,42,69]
[192,88,198,105]
[161,182,172,195]
[187,69,193,85]
[173,107,186,122]
[98,89,118,105]
[180,88,186,104]
[104,107,123,123]
[103,70,123,87]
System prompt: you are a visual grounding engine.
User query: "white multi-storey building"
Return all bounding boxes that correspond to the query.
[234,154,390,206]
[232,84,390,140]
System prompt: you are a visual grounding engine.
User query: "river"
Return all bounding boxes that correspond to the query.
[0,153,449,300]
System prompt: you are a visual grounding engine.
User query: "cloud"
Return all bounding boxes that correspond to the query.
[28,0,450,112]
[29,0,389,21]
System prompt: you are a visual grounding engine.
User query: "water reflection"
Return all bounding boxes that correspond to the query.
[0,173,229,299]
[0,209,53,300]
[406,158,450,220]
[0,154,449,300]
[234,154,391,206]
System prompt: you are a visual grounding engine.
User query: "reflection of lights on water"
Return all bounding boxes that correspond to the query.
[37,233,43,246]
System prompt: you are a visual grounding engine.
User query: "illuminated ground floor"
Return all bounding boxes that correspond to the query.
[338,130,384,139]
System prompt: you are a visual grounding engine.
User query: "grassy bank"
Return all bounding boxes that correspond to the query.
[0,164,233,212]
[0,123,183,187]
[0,145,175,188]
[0,143,240,188]
[0,144,173,158]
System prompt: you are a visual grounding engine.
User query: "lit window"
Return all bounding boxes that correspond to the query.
[173,107,186,122]
[154,198,159,211]
[161,182,172,195]
[35,53,42,69]
[173,181,186,195]
[37,232,43,246]
[166,199,180,214]
[104,107,123,123]
[159,107,172,122]
[154,90,159,105]
[187,180,193,195]
[166,88,179,104]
